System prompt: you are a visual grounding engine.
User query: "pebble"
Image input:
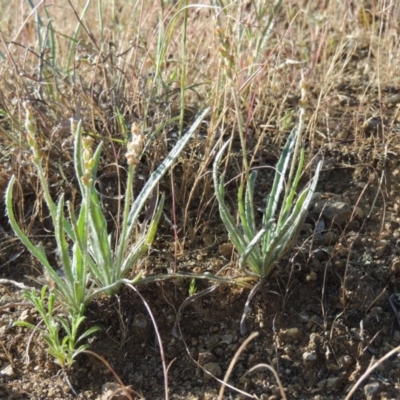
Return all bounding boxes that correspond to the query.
[353,206,364,219]
[204,335,219,350]
[220,334,234,345]
[218,243,234,258]
[391,256,400,274]
[197,351,215,365]
[202,362,222,380]
[364,381,381,400]
[317,376,340,390]
[132,313,147,329]
[323,231,337,245]
[314,201,351,224]
[302,351,317,362]
[306,271,317,282]
[337,355,353,369]
[278,327,303,343]
[101,382,125,400]
[0,364,15,378]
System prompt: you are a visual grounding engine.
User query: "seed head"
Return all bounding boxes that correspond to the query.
[23,101,41,162]
[125,122,144,166]
[81,135,95,186]
[299,73,308,107]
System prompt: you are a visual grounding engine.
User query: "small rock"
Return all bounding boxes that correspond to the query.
[203,362,222,380]
[132,313,147,329]
[278,327,303,344]
[353,206,364,219]
[302,351,317,362]
[312,248,330,261]
[310,194,352,225]
[323,231,337,246]
[337,355,353,369]
[363,117,383,135]
[0,364,15,379]
[391,256,400,274]
[218,243,234,258]
[198,351,215,365]
[204,335,219,350]
[220,334,233,345]
[306,271,317,282]
[47,388,59,398]
[101,382,128,400]
[283,345,296,357]
[326,376,340,389]
[311,257,321,269]
[364,381,381,400]
[317,376,340,390]
[386,93,400,104]
[326,361,341,371]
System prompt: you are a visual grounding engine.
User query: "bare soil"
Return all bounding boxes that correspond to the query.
[3,88,400,400]
[2,1,400,400]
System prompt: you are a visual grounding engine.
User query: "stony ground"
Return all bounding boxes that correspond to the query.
[1,1,400,400]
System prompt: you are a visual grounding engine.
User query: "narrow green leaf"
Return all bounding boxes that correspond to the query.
[213,141,247,251]
[6,178,73,303]
[146,194,165,245]
[244,171,257,239]
[238,183,251,239]
[13,321,37,330]
[54,195,73,283]
[278,147,305,227]
[264,129,296,223]
[77,325,101,343]
[87,188,112,284]
[125,108,208,235]
[117,107,209,267]
[6,177,53,270]
[239,228,266,276]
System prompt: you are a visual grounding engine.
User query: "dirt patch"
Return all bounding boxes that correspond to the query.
[3,154,400,399]
[2,1,400,400]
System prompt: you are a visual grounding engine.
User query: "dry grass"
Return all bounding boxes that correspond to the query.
[2,1,400,228]
[2,0,400,398]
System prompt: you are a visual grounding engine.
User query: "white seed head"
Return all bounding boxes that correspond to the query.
[126,122,144,165]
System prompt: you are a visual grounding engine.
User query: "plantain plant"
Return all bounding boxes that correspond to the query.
[213,130,321,279]
[7,105,210,311]
[14,286,99,369]
[213,79,322,333]
[7,102,210,364]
